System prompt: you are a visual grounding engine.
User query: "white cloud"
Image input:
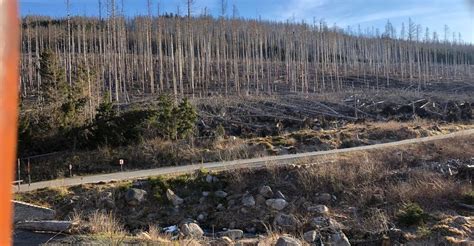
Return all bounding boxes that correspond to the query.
[274,0,328,20]
[337,7,438,26]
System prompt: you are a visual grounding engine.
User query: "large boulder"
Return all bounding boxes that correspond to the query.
[266,199,288,211]
[181,222,204,238]
[166,189,184,206]
[125,188,147,206]
[275,235,302,246]
[273,213,300,231]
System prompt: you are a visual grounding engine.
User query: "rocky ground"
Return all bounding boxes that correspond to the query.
[15,134,474,245]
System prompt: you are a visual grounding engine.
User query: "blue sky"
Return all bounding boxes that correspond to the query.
[20,0,474,43]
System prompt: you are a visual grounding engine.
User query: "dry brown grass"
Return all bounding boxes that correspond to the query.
[84,211,126,236]
[225,135,472,223]
[386,172,469,209]
[258,230,310,246]
[70,211,127,246]
[15,133,473,245]
[143,224,173,244]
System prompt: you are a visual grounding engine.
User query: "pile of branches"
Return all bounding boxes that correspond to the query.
[350,98,473,122]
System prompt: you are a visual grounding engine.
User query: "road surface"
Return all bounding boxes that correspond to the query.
[13,230,66,246]
[15,129,474,193]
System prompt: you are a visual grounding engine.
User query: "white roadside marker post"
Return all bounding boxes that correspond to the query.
[119,159,124,172]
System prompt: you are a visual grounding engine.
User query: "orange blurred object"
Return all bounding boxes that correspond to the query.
[0,0,19,245]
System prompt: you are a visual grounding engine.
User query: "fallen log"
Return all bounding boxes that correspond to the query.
[16,220,76,232]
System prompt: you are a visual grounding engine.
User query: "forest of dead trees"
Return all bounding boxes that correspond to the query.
[20,1,474,111]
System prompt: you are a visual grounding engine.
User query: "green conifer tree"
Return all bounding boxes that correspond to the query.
[156,94,176,139]
[176,98,197,139]
[39,49,68,106]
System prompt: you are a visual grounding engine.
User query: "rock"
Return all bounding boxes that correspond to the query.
[219,229,244,240]
[307,205,329,215]
[197,214,206,221]
[181,223,204,238]
[215,190,228,198]
[259,186,274,198]
[347,207,357,216]
[125,188,147,206]
[127,208,146,220]
[241,193,256,207]
[206,175,213,183]
[131,179,148,188]
[266,199,288,211]
[311,216,327,228]
[98,192,115,209]
[275,191,286,200]
[255,194,266,206]
[217,203,225,210]
[235,238,260,246]
[220,236,234,244]
[311,216,344,230]
[275,235,302,246]
[273,213,300,231]
[303,230,318,243]
[212,236,233,245]
[226,194,241,201]
[166,189,184,206]
[316,193,332,203]
[199,197,206,204]
[327,231,350,246]
[206,174,219,183]
[228,200,236,206]
[163,225,179,234]
[245,226,256,233]
[202,191,210,197]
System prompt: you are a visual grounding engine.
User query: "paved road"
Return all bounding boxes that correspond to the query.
[15,129,474,193]
[13,230,66,246]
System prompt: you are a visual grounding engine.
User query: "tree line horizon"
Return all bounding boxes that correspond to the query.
[20,0,474,113]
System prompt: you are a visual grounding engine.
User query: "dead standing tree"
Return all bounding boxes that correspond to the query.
[18,6,474,101]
